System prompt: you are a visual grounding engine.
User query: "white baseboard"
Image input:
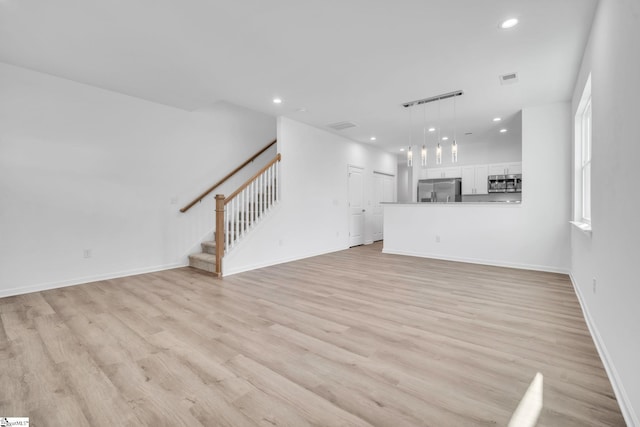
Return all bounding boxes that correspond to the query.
[569,274,639,427]
[0,261,189,299]
[381,248,569,274]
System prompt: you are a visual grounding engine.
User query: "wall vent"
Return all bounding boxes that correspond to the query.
[327,121,358,131]
[499,72,519,85]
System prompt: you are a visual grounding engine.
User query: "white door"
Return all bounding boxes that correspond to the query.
[348,166,365,247]
[372,173,384,241]
[373,172,395,242]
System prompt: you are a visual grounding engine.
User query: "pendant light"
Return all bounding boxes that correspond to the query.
[452,93,458,163]
[421,104,427,167]
[401,90,464,167]
[436,98,442,165]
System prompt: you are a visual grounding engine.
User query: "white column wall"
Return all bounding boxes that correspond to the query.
[223,117,397,275]
[0,62,276,296]
[570,0,640,424]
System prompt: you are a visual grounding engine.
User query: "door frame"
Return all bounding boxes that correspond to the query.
[372,170,396,242]
[347,164,365,247]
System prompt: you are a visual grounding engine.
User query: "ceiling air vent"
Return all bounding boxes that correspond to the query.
[327,121,357,131]
[499,72,519,85]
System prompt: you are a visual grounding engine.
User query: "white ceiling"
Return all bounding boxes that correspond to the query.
[0,0,598,152]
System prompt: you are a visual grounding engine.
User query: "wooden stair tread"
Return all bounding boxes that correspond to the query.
[201,241,216,255]
[189,252,215,262]
[188,252,216,273]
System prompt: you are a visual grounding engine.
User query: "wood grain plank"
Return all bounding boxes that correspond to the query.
[0,242,625,426]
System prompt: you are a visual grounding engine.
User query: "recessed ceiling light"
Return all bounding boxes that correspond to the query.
[493,117,502,122]
[442,136,449,141]
[400,148,405,152]
[428,127,436,132]
[370,137,376,141]
[273,98,282,104]
[500,128,508,133]
[500,18,519,29]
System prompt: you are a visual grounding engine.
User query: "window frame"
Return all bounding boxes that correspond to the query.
[574,74,592,230]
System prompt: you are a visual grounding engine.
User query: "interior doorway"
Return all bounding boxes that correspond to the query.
[348,165,364,247]
[373,172,395,241]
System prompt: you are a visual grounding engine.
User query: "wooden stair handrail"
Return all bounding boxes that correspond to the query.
[225,153,281,205]
[180,139,277,213]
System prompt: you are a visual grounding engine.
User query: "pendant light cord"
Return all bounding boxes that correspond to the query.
[437,98,441,143]
[409,106,412,148]
[454,93,457,143]
[422,104,427,166]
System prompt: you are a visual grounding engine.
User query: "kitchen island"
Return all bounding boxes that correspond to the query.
[381,200,568,273]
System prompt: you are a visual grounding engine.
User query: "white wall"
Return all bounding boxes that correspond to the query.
[396,162,411,203]
[570,1,640,424]
[0,62,276,297]
[223,117,397,275]
[384,102,571,273]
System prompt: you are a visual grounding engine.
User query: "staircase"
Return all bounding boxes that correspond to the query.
[187,197,270,273]
[183,150,280,276]
[188,239,217,273]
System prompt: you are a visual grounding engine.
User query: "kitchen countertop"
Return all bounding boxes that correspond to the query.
[382,201,521,205]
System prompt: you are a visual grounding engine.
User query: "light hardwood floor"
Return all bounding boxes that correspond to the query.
[0,243,625,426]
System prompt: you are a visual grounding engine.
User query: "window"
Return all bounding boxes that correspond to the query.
[574,74,592,227]
[581,98,592,222]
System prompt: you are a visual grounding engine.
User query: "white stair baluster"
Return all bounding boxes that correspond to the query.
[241,189,245,238]
[234,197,239,248]
[228,198,233,250]
[229,201,232,251]
[260,173,264,217]
[270,164,275,207]
[244,187,248,233]
[275,161,279,202]
[250,181,254,225]
[268,166,272,208]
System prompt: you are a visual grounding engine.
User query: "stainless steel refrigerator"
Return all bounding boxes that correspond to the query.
[417,178,462,203]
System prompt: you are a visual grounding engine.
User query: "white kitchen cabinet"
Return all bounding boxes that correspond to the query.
[426,167,462,179]
[425,168,442,179]
[443,167,462,178]
[507,162,522,174]
[461,165,489,195]
[488,162,522,175]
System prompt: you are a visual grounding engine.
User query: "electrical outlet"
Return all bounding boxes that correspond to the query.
[592,278,597,294]
[436,235,441,243]
[83,249,92,259]
[279,239,284,246]
[170,196,178,205]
